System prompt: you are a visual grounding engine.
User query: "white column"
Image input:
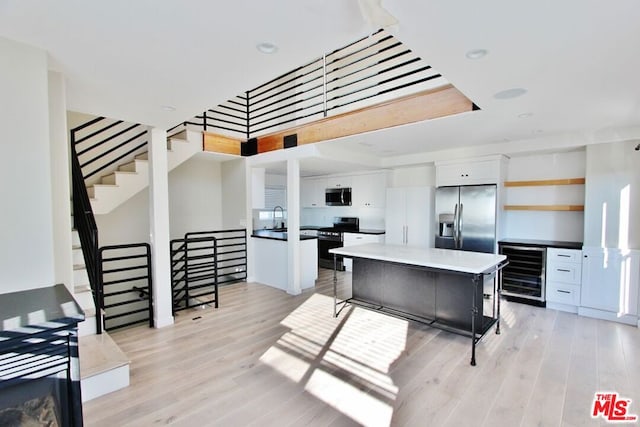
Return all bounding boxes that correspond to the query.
[287,159,301,295]
[245,162,255,282]
[48,71,74,293]
[148,127,174,328]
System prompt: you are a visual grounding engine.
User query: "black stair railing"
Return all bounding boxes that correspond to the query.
[72,116,148,185]
[99,243,153,331]
[70,122,102,334]
[174,29,447,141]
[171,229,247,312]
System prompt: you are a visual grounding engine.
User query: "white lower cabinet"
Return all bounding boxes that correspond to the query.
[546,248,582,313]
[578,247,640,325]
[343,232,385,271]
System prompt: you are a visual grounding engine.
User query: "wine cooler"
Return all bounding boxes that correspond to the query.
[498,244,546,302]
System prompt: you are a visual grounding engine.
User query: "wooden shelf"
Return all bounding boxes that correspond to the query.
[504,178,585,187]
[504,205,584,211]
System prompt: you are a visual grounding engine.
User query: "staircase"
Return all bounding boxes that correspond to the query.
[87,129,202,214]
[69,120,203,402]
[72,229,131,402]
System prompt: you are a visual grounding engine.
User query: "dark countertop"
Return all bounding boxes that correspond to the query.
[498,238,583,250]
[252,229,318,241]
[346,229,386,235]
[0,284,85,334]
[301,225,386,235]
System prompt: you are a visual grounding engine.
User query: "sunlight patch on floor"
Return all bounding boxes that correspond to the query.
[259,293,408,426]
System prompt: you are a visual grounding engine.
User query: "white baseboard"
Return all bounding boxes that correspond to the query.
[546,302,578,314]
[578,306,638,326]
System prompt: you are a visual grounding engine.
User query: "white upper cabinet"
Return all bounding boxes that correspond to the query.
[301,177,327,208]
[352,172,387,208]
[326,176,352,189]
[435,156,505,187]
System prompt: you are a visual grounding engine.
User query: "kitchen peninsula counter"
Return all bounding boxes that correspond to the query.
[251,232,317,292]
[329,243,507,365]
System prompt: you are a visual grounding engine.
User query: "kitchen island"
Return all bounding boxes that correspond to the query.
[329,243,507,365]
[251,229,318,292]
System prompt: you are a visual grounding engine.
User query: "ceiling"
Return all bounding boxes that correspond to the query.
[1,0,640,166]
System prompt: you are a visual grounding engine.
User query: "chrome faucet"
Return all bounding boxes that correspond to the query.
[272,205,284,229]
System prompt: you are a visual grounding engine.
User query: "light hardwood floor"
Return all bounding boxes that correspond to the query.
[83,269,640,426]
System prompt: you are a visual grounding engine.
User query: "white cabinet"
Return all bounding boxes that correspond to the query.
[435,157,503,187]
[546,248,582,313]
[301,177,327,208]
[578,247,640,325]
[326,176,352,189]
[581,248,621,313]
[343,232,385,271]
[352,172,386,208]
[385,186,434,248]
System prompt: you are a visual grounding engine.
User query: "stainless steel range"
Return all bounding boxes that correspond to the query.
[318,217,359,270]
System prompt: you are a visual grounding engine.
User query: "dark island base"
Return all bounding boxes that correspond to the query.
[339,298,498,340]
[335,257,501,365]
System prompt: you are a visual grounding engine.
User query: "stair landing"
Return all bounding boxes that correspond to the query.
[79,332,130,402]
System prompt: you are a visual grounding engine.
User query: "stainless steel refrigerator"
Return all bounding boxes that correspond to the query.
[434,184,497,254]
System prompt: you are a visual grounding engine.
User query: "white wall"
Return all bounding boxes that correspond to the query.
[96,154,224,245]
[502,151,586,242]
[584,140,640,249]
[221,158,248,229]
[389,165,435,187]
[301,206,385,229]
[168,154,223,237]
[0,37,55,294]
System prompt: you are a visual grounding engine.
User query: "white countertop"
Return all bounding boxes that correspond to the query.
[330,243,507,274]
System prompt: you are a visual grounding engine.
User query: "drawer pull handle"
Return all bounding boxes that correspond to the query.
[558,254,571,257]
[557,290,571,294]
[557,268,571,272]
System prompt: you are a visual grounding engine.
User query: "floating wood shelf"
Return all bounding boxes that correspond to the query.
[504,178,585,187]
[504,205,584,211]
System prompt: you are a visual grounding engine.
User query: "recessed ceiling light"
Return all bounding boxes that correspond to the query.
[518,112,533,118]
[465,49,488,60]
[493,88,527,100]
[161,105,176,112]
[256,42,278,54]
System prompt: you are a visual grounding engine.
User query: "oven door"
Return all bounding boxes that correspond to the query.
[318,238,344,270]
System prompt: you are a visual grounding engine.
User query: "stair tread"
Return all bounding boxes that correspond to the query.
[73,245,82,250]
[75,284,91,293]
[79,333,130,379]
[73,264,86,270]
[91,183,119,188]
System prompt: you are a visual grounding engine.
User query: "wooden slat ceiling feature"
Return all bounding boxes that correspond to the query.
[254,84,473,154]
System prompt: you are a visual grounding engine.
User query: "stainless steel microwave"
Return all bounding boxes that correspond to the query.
[325,187,352,206]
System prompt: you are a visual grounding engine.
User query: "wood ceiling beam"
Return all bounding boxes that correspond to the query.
[203,132,242,155]
[256,84,474,154]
